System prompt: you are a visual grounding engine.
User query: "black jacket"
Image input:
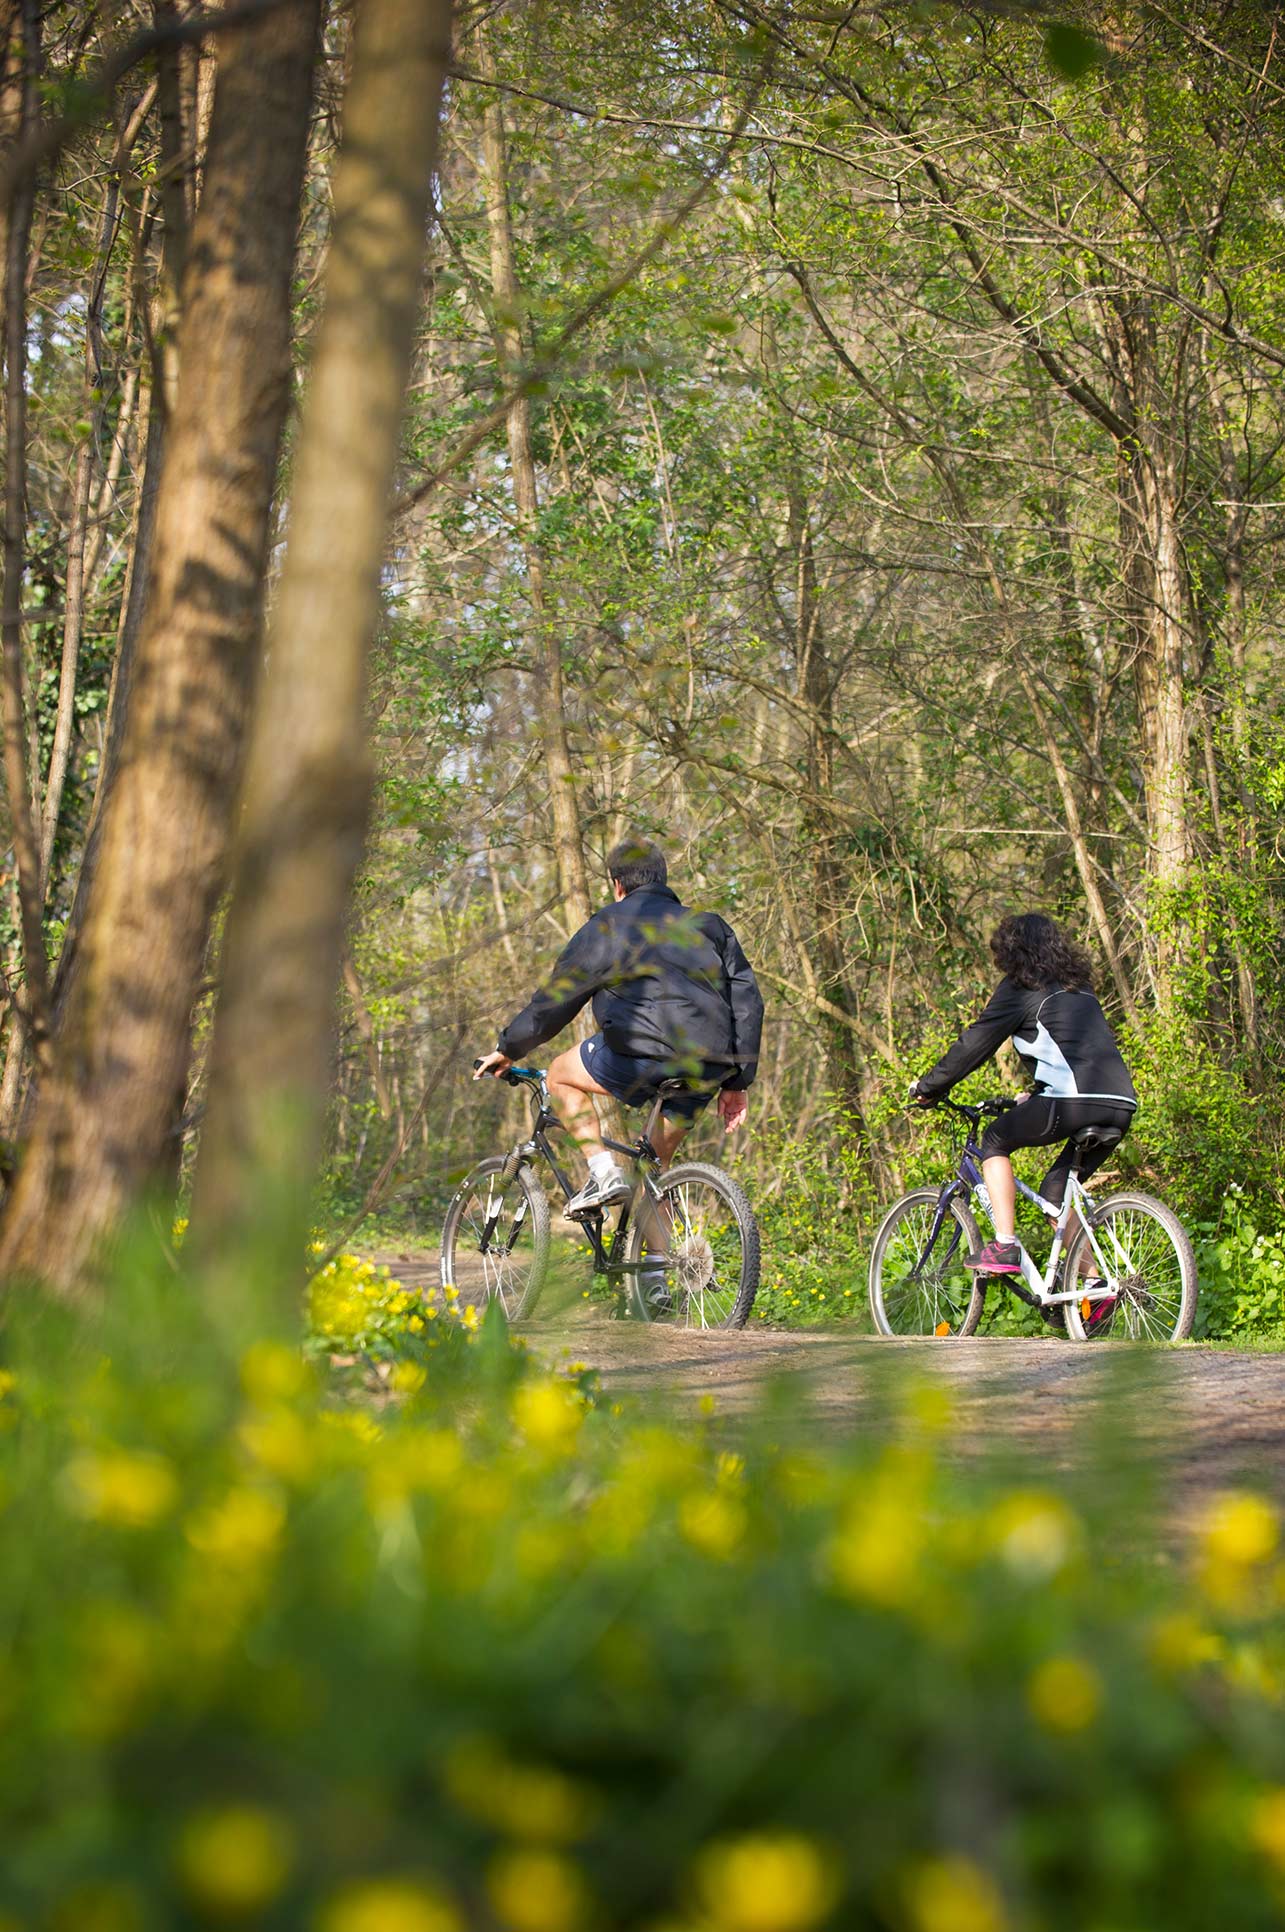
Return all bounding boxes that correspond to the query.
[498,885,765,1089]
[917,976,1136,1108]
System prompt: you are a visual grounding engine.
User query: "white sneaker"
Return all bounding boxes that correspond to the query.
[563,1166,631,1219]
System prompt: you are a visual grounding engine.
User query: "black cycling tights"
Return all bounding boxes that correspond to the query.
[978,1096,1134,1209]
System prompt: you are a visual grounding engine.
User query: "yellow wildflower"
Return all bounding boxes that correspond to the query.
[679,1489,747,1561]
[829,1482,924,1611]
[176,1805,294,1914]
[241,1340,310,1404]
[1149,1611,1223,1675]
[0,1369,16,1400]
[239,1408,316,1483]
[318,1879,460,1932]
[987,1491,1078,1580]
[487,1849,590,1932]
[1198,1492,1281,1609]
[49,1880,146,1932]
[186,1487,285,1565]
[692,1833,838,1931]
[446,1739,594,1843]
[1027,1655,1101,1733]
[64,1449,178,1529]
[390,1360,428,1395]
[1201,1491,1279,1567]
[513,1379,583,1453]
[1250,1788,1285,1875]
[903,1856,1006,1932]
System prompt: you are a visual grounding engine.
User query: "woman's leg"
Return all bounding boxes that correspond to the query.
[981,1155,1017,1241]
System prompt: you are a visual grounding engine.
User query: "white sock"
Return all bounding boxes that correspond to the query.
[588,1150,618,1184]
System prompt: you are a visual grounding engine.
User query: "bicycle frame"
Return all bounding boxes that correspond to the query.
[485,1066,673,1282]
[926,1099,1119,1309]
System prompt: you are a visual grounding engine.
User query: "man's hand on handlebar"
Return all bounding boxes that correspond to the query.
[473,1051,513,1080]
[907,1080,937,1110]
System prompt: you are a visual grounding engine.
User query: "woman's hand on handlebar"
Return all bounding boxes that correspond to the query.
[473,1051,513,1080]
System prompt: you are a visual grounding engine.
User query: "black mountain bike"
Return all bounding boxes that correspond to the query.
[869,1096,1198,1342]
[440,1064,760,1327]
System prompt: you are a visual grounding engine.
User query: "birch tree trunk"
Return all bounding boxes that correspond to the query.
[0,0,321,1292]
[190,0,454,1281]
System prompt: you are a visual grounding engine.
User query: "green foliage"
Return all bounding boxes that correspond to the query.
[4,1255,1285,1924]
[1194,1189,1285,1343]
[1120,1014,1274,1230]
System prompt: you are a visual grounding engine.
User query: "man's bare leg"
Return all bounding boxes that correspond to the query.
[545,1045,612,1169]
[639,1111,689,1258]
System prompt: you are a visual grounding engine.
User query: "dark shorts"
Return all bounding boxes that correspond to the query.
[579,1034,720,1121]
[979,1096,1135,1207]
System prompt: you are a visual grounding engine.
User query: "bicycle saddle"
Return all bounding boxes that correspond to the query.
[1071,1125,1123,1150]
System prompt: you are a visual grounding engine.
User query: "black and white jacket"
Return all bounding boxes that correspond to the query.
[916,978,1137,1109]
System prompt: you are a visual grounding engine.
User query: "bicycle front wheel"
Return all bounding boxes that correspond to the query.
[1062,1191,1197,1342]
[440,1157,550,1320]
[626,1161,760,1328]
[869,1187,985,1337]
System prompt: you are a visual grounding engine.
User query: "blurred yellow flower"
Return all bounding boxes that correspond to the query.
[904,1381,954,1437]
[512,1379,582,1453]
[903,1856,1006,1932]
[185,1487,285,1565]
[988,1491,1078,1580]
[1149,1611,1223,1675]
[487,1848,590,1932]
[692,1832,838,1931]
[1201,1491,1279,1568]
[64,1449,178,1529]
[73,1603,156,1739]
[446,1738,595,1843]
[239,1408,316,1483]
[679,1488,747,1561]
[390,1360,428,1394]
[0,1369,16,1400]
[50,1880,146,1932]
[241,1339,310,1404]
[318,1879,460,1932]
[1198,1492,1281,1609]
[1026,1655,1101,1733]
[1250,1788,1285,1874]
[176,1805,294,1914]
[829,1490,922,1610]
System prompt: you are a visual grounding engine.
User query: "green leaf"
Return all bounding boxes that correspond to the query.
[1043,23,1100,80]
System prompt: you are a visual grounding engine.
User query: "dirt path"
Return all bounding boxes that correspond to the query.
[381,1251,1285,1508]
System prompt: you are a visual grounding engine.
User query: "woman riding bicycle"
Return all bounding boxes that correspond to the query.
[909,912,1136,1275]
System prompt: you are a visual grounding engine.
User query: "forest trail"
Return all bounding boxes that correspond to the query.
[381,1252,1285,1512]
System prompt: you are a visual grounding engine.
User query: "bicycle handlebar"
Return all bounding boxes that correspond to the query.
[472,1058,547,1089]
[925,1095,1018,1122]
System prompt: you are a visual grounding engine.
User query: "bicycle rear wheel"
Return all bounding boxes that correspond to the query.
[1062,1191,1197,1342]
[440,1157,550,1320]
[626,1161,759,1328]
[869,1187,985,1338]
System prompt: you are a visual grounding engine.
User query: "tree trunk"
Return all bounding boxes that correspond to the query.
[0,0,321,1292]
[0,0,48,1065]
[477,25,592,935]
[190,0,453,1286]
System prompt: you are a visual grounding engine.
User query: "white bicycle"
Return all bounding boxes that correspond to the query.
[869,1097,1198,1342]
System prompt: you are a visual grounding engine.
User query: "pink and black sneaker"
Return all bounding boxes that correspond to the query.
[964,1239,1022,1274]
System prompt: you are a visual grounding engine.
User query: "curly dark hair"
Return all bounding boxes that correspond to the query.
[989,912,1095,992]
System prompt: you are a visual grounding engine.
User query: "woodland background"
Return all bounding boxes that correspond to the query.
[0,0,1281,1327]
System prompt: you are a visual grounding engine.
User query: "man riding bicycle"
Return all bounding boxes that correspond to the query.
[474,838,764,1217]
